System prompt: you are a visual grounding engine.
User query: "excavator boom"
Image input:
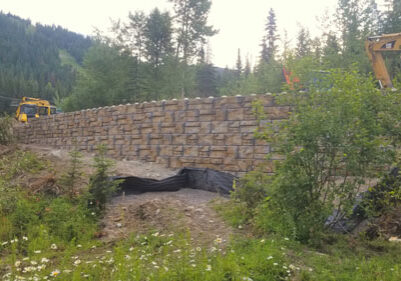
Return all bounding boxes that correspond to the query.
[365,32,401,89]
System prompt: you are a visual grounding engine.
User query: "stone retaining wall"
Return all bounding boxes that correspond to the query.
[14,94,289,176]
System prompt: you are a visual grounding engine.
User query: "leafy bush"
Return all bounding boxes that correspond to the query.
[0,114,14,145]
[249,70,401,243]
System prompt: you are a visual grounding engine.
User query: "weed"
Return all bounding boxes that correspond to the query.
[0,114,14,145]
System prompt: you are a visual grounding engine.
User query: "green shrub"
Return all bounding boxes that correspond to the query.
[42,197,97,242]
[250,70,401,243]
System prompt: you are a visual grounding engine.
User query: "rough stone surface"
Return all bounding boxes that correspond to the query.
[14,94,288,175]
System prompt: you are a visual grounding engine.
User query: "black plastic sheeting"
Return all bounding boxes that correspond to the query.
[112,167,236,196]
[326,167,401,233]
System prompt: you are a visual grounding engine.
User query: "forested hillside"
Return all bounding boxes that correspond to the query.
[2,0,401,113]
[0,12,92,113]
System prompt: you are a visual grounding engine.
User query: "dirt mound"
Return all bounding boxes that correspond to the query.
[101,189,233,246]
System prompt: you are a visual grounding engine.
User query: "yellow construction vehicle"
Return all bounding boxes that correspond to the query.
[15,97,56,122]
[365,32,401,89]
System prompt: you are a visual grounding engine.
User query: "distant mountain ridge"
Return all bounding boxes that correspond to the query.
[0,12,93,113]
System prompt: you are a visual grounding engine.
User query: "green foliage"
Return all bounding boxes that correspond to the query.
[58,148,84,199]
[0,150,46,181]
[249,70,401,243]
[169,0,217,63]
[42,197,97,242]
[0,114,14,145]
[87,145,119,212]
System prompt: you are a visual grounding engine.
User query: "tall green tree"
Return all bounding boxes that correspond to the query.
[169,0,217,64]
[382,0,401,33]
[62,44,140,111]
[260,8,279,63]
[112,11,147,59]
[144,8,173,67]
[295,26,312,58]
[335,0,379,72]
[236,48,243,78]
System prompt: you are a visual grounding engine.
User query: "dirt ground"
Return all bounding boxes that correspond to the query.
[101,189,231,246]
[20,145,234,245]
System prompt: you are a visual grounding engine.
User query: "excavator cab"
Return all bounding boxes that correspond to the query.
[16,97,55,122]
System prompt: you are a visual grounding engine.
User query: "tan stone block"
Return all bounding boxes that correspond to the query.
[181,157,196,163]
[211,122,228,133]
[209,151,226,158]
[227,108,245,121]
[226,134,242,145]
[183,146,199,157]
[265,106,290,119]
[238,147,254,159]
[254,146,270,154]
[173,134,186,145]
[159,145,173,156]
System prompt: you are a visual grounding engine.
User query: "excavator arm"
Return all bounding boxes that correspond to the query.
[365,32,401,89]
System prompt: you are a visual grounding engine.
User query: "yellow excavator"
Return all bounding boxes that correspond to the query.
[365,32,401,89]
[15,97,56,122]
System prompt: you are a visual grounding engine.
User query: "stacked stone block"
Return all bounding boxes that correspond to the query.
[14,94,289,176]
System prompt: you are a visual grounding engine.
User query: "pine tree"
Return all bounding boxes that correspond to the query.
[244,57,251,77]
[261,8,279,63]
[144,8,173,67]
[296,26,312,58]
[236,48,243,78]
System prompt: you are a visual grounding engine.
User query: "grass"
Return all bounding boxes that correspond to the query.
[1,148,401,281]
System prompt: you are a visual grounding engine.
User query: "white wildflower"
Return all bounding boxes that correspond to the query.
[50,270,60,277]
[50,244,57,250]
[206,265,212,271]
[214,237,223,244]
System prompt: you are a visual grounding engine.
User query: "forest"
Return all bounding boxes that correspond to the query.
[0,0,401,113]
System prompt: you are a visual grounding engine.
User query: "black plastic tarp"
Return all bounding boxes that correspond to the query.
[326,167,401,233]
[112,167,236,196]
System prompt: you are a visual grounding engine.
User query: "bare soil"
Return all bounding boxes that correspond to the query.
[101,189,231,246]
[20,145,234,245]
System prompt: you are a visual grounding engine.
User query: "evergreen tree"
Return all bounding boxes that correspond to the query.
[336,0,379,72]
[260,8,279,63]
[382,0,401,33]
[144,9,173,67]
[196,63,217,97]
[244,57,251,77]
[295,26,312,58]
[236,49,243,78]
[169,0,217,63]
[322,33,342,68]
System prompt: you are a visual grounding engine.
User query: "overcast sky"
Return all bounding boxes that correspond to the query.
[0,0,386,68]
